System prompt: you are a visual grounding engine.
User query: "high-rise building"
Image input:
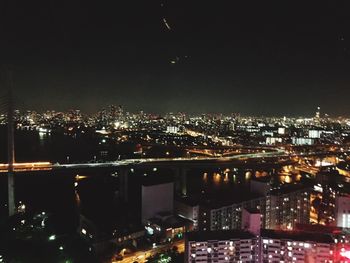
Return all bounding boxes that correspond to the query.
[186,230,259,263]
[242,208,261,235]
[260,229,333,263]
[265,186,311,230]
[186,184,312,232]
[315,106,321,119]
[309,129,323,139]
[206,197,266,231]
[166,126,179,134]
[292,137,314,145]
[185,229,334,263]
[141,181,174,223]
[335,195,350,228]
[175,198,200,230]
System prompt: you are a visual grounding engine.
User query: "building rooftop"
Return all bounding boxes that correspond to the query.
[149,214,192,229]
[261,229,333,244]
[113,224,145,237]
[251,176,271,183]
[186,229,334,243]
[243,207,260,214]
[186,230,256,242]
[177,187,264,209]
[269,183,312,196]
[141,175,173,187]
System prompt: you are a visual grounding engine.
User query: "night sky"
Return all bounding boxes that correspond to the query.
[0,1,349,116]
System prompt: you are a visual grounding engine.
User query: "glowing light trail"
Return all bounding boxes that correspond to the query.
[163,18,171,30]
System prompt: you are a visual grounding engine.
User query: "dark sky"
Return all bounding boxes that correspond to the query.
[0,0,350,116]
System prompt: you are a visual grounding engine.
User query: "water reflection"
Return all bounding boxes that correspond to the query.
[192,164,304,197]
[203,172,208,182]
[224,173,229,182]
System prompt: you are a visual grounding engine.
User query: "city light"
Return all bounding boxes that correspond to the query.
[2,1,350,262]
[340,250,350,259]
[0,162,52,172]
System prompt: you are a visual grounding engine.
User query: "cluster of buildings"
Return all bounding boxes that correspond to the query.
[186,229,335,263]
[109,158,350,261]
[3,106,350,262]
[108,167,350,262]
[176,179,312,233]
[1,106,350,148]
[178,171,350,262]
[181,181,350,262]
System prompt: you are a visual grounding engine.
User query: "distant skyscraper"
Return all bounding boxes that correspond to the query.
[315,106,321,119]
[118,105,123,116]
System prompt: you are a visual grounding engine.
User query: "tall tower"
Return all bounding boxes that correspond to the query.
[7,73,15,216]
[315,106,321,119]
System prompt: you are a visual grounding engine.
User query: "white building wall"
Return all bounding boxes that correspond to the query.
[335,195,350,228]
[141,182,174,223]
[187,236,333,263]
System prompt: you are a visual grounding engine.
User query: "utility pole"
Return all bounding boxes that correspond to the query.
[7,72,15,216]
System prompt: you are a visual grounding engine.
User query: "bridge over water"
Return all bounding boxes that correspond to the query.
[1,149,348,202]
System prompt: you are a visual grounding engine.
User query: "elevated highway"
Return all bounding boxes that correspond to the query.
[1,149,348,201]
[0,148,348,173]
[0,149,287,173]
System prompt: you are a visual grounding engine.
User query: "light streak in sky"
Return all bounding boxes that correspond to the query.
[163,18,171,30]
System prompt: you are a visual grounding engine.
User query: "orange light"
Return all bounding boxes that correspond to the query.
[13,162,51,166]
[0,162,52,172]
[0,162,51,166]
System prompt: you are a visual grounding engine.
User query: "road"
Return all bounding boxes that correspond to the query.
[114,239,184,263]
[295,164,320,176]
[1,148,348,173]
[0,148,287,172]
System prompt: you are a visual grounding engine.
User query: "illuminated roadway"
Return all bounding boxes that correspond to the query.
[0,148,348,173]
[0,149,287,173]
[58,149,287,168]
[114,239,184,263]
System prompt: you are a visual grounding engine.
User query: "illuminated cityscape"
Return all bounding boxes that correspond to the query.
[1,1,350,263]
[1,106,350,262]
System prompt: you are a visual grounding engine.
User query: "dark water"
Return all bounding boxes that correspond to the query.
[0,126,142,163]
[1,168,264,234]
[0,127,279,235]
[0,127,97,163]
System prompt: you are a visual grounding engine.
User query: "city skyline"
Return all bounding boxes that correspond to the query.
[3,1,350,262]
[3,105,350,119]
